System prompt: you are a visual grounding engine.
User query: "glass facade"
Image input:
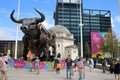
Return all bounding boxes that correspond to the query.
[54,0,111,57]
[54,0,82,45]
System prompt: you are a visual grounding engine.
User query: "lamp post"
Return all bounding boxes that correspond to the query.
[79,0,84,57]
[14,0,20,59]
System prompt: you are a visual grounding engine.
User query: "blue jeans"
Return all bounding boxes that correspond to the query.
[66,66,72,79]
[56,68,60,74]
[79,76,82,80]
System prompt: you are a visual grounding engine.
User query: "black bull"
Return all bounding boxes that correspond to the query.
[10,8,56,60]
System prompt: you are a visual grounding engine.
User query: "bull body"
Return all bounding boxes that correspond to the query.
[10,8,56,60]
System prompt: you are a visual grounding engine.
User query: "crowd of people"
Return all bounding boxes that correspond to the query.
[0,52,120,80]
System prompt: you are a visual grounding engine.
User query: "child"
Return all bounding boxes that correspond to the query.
[56,61,61,74]
[72,62,76,75]
[34,57,40,74]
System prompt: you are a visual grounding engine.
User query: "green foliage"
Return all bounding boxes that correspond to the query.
[84,42,91,58]
[100,28,119,58]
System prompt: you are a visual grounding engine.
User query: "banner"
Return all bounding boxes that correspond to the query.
[91,32,106,58]
[14,60,25,68]
[8,59,67,70]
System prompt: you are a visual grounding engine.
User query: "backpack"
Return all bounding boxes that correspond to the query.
[77,61,84,69]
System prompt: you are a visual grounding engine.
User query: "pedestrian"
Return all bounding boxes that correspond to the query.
[34,57,40,74]
[29,60,32,72]
[74,56,79,72]
[77,56,84,80]
[0,53,8,80]
[3,53,8,64]
[102,59,107,73]
[66,55,73,79]
[113,59,120,80]
[53,57,59,70]
[56,61,61,74]
[88,58,94,72]
[109,58,114,74]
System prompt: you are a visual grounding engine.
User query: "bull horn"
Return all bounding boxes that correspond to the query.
[34,8,45,23]
[10,10,22,23]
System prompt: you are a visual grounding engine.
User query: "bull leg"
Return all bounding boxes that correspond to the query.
[22,35,28,60]
[23,47,28,60]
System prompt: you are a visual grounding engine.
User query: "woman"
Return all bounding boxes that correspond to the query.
[0,53,8,80]
[89,58,94,72]
[77,57,84,80]
[114,59,120,80]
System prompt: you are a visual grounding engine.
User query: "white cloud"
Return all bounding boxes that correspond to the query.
[33,0,38,2]
[0,27,22,40]
[0,27,15,40]
[0,8,8,14]
[111,18,114,27]
[42,21,54,29]
[0,20,53,40]
[115,16,120,22]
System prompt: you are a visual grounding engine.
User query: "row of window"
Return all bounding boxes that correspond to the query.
[58,7,80,11]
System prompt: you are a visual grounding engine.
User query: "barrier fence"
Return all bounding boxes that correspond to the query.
[8,59,66,70]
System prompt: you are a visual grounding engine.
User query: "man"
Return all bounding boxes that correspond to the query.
[0,53,8,80]
[66,55,73,79]
[102,59,107,73]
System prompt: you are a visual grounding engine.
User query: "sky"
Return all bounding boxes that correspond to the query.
[0,0,120,41]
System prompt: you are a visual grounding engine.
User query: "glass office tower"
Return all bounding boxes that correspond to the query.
[54,0,111,56]
[54,0,82,45]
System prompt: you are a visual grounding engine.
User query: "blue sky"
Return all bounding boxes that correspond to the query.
[0,0,120,40]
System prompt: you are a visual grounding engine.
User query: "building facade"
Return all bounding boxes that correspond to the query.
[50,25,78,60]
[0,40,23,57]
[54,0,111,57]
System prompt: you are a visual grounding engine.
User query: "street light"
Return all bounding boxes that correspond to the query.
[79,0,84,57]
[14,0,20,59]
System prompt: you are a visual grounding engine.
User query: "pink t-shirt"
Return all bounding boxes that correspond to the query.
[0,57,7,68]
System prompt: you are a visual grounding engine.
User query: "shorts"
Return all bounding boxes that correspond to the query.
[0,68,7,76]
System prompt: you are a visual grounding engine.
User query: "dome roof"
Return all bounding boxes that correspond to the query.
[49,25,71,34]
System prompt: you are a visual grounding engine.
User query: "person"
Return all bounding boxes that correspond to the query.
[66,55,73,79]
[77,56,84,80]
[93,58,97,68]
[102,59,107,73]
[109,58,114,74]
[34,57,40,74]
[72,62,76,75]
[113,59,120,80]
[53,57,59,70]
[88,58,94,72]
[74,56,79,72]
[29,60,33,72]
[56,61,61,74]
[0,53,8,80]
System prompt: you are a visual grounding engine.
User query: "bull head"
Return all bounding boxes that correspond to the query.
[10,8,45,36]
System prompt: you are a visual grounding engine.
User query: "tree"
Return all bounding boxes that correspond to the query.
[84,42,91,58]
[101,28,119,58]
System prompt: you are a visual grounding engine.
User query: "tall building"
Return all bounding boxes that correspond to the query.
[54,0,111,57]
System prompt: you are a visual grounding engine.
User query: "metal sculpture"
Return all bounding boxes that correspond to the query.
[10,8,56,60]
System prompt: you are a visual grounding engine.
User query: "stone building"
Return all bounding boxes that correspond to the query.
[50,25,78,60]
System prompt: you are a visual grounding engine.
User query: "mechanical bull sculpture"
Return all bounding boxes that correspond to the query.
[10,8,56,60]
